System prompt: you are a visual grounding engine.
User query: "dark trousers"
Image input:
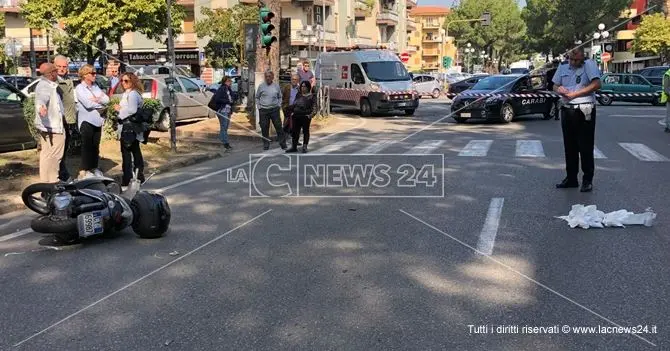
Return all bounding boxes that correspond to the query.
[259,107,286,148]
[79,121,101,171]
[120,140,145,185]
[292,114,312,147]
[58,123,74,181]
[282,108,291,134]
[561,106,596,183]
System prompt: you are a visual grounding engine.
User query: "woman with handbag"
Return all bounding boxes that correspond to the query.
[286,80,316,153]
[113,72,146,186]
[212,76,234,150]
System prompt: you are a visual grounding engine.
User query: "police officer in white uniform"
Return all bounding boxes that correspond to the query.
[551,47,602,192]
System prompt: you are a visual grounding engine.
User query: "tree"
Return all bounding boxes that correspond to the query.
[445,0,527,70]
[194,4,257,68]
[523,0,631,57]
[20,0,185,65]
[632,13,670,63]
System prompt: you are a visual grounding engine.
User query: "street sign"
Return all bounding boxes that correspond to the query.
[400,52,409,63]
[601,52,611,62]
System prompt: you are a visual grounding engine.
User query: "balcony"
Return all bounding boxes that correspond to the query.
[423,21,442,29]
[377,9,399,26]
[407,18,417,31]
[175,0,195,5]
[355,0,372,18]
[0,0,19,12]
[619,8,638,19]
[422,36,442,43]
[406,0,417,8]
[422,62,440,70]
[290,30,337,47]
[423,49,439,56]
[406,45,418,52]
[175,33,197,48]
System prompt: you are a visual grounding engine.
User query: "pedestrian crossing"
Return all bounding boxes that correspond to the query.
[299,139,670,163]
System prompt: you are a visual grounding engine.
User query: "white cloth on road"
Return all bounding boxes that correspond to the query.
[556,204,656,229]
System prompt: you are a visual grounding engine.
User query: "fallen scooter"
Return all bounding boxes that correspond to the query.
[21,171,171,245]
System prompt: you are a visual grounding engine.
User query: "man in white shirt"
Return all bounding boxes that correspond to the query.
[34,62,66,183]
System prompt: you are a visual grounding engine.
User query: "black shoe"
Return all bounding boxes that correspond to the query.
[285,148,298,153]
[263,145,269,150]
[556,178,579,188]
[280,144,288,150]
[223,143,232,149]
[297,142,302,146]
[665,127,670,133]
[580,182,593,192]
[302,146,308,153]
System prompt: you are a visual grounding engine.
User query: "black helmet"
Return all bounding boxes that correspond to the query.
[130,191,171,239]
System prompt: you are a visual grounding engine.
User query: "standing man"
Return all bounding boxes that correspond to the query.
[282,74,301,142]
[661,67,670,133]
[54,55,76,182]
[107,61,120,89]
[255,71,287,150]
[34,63,65,183]
[552,47,601,193]
[298,60,315,85]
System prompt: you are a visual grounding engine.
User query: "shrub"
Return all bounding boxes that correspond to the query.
[21,95,39,144]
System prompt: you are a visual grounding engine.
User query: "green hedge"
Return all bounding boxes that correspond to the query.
[23,95,162,142]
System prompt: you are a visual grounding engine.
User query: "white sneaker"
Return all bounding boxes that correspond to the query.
[93,169,104,177]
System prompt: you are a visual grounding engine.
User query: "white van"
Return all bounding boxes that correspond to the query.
[314,48,419,116]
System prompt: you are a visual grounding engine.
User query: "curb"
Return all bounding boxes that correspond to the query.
[170,117,332,142]
[0,150,225,216]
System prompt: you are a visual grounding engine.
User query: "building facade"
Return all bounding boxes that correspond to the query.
[610,0,662,73]
[2,0,414,77]
[407,6,452,73]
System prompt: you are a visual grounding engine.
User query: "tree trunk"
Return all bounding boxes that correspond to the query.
[270,4,281,75]
[665,0,670,18]
[117,39,125,73]
[87,44,94,65]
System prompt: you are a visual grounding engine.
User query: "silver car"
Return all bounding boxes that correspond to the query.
[111,74,215,131]
[412,74,442,98]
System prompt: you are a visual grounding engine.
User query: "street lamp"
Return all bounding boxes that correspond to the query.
[464,43,475,73]
[4,38,24,88]
[593,23,609,71]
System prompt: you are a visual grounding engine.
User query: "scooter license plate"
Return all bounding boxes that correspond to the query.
[78,211,104,237]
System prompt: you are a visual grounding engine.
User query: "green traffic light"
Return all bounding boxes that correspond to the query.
[260,7,274,22]
[262,35,277,47]
[260,22,275,33]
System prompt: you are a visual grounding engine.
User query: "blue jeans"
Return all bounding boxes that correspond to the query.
[217,106,231,144]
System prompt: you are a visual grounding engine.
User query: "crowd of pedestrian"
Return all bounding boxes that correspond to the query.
[34,55,147,188]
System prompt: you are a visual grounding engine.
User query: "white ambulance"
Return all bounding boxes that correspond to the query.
[314,47,419,116]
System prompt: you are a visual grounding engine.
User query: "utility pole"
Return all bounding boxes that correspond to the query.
[29,28,36,78]
[166,0,178,152]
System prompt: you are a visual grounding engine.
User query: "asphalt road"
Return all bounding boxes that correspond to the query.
[1,98,668,350]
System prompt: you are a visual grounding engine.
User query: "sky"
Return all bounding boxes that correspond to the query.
[416,0,526,7]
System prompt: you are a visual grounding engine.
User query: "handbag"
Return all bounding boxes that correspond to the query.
[207,95,217,111]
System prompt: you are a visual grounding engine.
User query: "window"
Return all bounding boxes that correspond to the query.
[628,75,648,85]
[361,61,410,82]
[351,64,365,84]
[603,75,620,84]
[179,77,200,92]
[0,85,21,102]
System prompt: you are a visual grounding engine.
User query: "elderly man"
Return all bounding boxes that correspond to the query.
[281,74,300,137]
[54,55,76,181]
[255,71,287,150]
[552,47,601,192]
[34,62,66,183]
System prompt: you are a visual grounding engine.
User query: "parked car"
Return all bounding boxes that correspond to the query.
[0,80,35,153]
[110,74,215,131]
[412,74,442,98]
[448,74,489,95]
[21,74,110,98]
[128,65,207,91]
[207,75,241,102]
[598,73,663,106]
[634,66,669,86]
[0,75,34,90]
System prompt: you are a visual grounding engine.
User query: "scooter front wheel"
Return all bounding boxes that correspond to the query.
[22,183,56,215]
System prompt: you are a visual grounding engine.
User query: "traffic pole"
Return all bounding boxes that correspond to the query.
[166,0,177,153]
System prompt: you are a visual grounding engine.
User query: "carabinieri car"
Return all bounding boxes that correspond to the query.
[450,74,559,123]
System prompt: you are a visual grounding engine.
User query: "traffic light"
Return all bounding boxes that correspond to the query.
[595,52,601,64]
[259,7,277,48]
[442,56,452,68]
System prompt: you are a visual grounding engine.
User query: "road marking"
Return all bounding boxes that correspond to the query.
[399,209,657,347]
[458,140,493,157]
[593,146,607,159]
[354,140,396,154]
[618,143,669,162]
[311,140,356,154]
[515,140,545,157]
[404,140,445,155]
[12,209,273,347]
[608,115,664,118]
[0,228,33,242]
[476,198,505,256]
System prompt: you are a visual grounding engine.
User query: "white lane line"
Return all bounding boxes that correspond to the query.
[354,140,396,155]
[12,209,273,347]
[618,143,669,162]
[404,140,445,155]
[593,146,607,159]
[515,140,545,157]
[398,209,657,347]
[476,198,505,256]
[0,228,33,242]
[608,115,664,118]
[311,140,356,154]
[458,140,493,157]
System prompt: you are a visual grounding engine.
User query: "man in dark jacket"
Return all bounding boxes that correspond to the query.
[54,55,76,181]
[213,77,234,150]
